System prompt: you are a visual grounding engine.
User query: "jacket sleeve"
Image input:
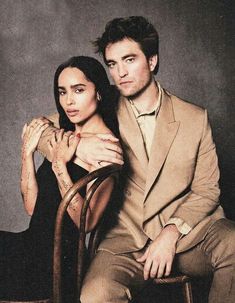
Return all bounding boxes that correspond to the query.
[37,113,59,161]
[171,110,221,229]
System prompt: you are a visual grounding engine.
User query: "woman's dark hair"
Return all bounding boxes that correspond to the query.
[54,56,119,136]
[94,16,159,74]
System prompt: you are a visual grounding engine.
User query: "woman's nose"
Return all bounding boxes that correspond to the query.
[66,93,75,105]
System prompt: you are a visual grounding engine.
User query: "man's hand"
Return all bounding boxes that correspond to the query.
[77,134,124,168]
[136,225,181,280]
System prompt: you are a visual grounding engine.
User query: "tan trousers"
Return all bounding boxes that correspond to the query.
[81,219,235,303]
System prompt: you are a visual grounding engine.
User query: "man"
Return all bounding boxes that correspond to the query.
[38,16,235,303]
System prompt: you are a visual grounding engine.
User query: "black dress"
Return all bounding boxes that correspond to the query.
[0,158,88,302]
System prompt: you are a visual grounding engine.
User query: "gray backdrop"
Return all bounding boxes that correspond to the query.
[0,0,234,231]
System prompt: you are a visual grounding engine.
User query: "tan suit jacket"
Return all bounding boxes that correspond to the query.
[98,88,224,254]
[37,87,224,254]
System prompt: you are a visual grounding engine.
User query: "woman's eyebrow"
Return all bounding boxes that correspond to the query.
[58,83,86,90]
[70,83,86,89]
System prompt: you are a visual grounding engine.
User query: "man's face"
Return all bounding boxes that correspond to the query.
[105,38,157,98]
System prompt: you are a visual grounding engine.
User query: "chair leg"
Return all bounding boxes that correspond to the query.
[182,281,193,303]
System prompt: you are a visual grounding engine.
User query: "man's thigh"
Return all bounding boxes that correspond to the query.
[81,250,146,303]
[176,218,235,276]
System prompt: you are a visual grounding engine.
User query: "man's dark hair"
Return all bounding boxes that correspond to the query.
[54,56,119,137]
[94,16,159,74]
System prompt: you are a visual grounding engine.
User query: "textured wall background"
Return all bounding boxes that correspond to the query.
[0,0,234,231]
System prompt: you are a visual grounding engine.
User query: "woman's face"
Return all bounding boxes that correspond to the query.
[58,67,98,125]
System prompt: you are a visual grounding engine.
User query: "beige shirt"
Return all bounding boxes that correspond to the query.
[129,82,191,235]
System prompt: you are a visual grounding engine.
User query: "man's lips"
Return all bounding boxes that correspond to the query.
[66,110,79,117]
[119,80,133,86]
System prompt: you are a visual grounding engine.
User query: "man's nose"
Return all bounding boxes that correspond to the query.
[118,64,128,78]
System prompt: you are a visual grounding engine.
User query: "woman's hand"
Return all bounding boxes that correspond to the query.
[22,118,49,156]
[48,130,80,168]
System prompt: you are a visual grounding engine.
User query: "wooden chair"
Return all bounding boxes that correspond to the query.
[58,161,194,303]
[53,164,122,303]
[1,163,193,303]
[152,275,193,303]
[0,164,121,303]
[88,210,194,303]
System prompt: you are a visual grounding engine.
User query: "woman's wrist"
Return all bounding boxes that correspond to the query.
[21,147,34,159]
[52,158,67,174]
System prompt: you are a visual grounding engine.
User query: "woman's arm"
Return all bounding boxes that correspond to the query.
[32,114,123,165]
[21,119,49,215]
[49,130,115,231]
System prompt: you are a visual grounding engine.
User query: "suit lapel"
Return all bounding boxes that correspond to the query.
[118,96,148,169]
[144,90,180,201]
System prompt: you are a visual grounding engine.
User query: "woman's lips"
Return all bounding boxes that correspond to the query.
[66,110,79,117]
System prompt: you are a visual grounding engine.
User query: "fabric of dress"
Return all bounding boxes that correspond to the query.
[0,158,88,302]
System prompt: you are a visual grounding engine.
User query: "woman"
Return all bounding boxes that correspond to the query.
[0,56,120,302]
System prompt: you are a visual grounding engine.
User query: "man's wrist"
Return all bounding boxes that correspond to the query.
[165,217,191,235]
[163,224,181,243]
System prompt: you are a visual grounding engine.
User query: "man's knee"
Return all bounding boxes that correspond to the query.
[81,274,131,303]
[207,218,235,263]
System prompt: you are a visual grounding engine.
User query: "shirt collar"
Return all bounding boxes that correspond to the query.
[128,81,162,118]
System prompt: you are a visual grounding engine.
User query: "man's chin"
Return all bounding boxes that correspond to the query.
[119,88,136,99]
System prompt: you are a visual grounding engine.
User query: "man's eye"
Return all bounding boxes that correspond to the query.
[126,58,134,63]
[108,62,115,68]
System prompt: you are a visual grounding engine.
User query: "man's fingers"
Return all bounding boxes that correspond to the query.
[69,135,79,150]
[150,262,159,279]
[143,258,152,280]
[156,262,165,278]
[104,142,123,155]
[98,146,123,161]
[93,161,111,167]
[165,260,173,277]
[93,155,124,165]
[108,157,124,165]
[96,133,119,142]
[136,248,149,263]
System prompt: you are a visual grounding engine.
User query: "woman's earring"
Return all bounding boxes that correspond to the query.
[97,92,102,102]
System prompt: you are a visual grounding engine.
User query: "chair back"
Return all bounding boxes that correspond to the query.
[52,164,122,303]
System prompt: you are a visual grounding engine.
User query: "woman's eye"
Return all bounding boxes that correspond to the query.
[59,91,65,96]
[75,88,84,93]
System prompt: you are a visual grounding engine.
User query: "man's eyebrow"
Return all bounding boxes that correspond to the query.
[122,54,137,60]
[106,53,137,63]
